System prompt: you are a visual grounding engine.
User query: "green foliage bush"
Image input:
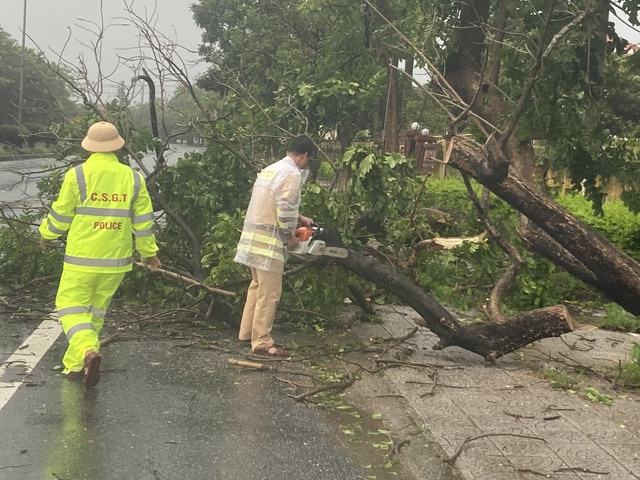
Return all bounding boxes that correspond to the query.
[595,303,640,332]
[0,125,23,146]
[0,213,61,282]
[619,343,640,387]
[556,193,640,262]
[408,176,591,312]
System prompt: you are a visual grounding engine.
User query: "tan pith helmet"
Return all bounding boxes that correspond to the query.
[81,122,125,152]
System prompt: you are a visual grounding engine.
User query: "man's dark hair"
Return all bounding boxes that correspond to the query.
[287,135,315,156]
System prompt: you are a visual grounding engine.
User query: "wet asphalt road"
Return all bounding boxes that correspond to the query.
[0,149,369,480]
[0,145,202,207]
[0,156,57,207]
[0,318,367,480]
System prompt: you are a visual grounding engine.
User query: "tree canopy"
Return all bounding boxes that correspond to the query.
[0,28,76,128]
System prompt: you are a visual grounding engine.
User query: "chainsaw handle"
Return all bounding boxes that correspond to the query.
[295,226,314,241]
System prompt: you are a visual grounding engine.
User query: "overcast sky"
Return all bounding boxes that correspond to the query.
[0,0,206,98]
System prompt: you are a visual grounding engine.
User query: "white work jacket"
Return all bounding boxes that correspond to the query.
[234,156,308,273]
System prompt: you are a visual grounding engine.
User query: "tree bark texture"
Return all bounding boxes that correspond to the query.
[335,250,573,362]
[450,136,640,315]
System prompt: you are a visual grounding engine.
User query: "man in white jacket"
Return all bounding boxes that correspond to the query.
[234,136,315,356]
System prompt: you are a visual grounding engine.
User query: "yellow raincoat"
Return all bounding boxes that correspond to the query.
[39,152,158,373]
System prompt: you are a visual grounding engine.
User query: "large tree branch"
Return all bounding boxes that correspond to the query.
[331,250,572,362]
[450,135,640,314]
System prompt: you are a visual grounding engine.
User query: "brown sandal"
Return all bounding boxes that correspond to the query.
[253,345,289,357]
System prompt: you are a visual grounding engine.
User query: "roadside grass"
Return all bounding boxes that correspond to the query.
[617,342,640,388]
[537,367,583,391]
[536,367,618,405]
[572,304,640,391]
[594,304,640,333]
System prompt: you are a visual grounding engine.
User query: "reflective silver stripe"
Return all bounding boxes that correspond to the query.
[66,322,95,340]
[74,165,87,203]
[76,206,131,218]
[64,255,132,267]
[133,227,154,237]
[133,212,155,223]
[131,171,141,205]
[49,209,73,223]
[91,306,106,318]
[58,306,91,318]
[47,219,66,235]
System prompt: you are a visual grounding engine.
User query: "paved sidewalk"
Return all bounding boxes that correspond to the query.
[350,305,640,480]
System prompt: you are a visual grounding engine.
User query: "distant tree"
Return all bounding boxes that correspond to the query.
[0,28,77,128]
[116,81,129,108]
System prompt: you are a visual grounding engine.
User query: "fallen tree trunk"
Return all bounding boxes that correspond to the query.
[334,250,573,362]
[449,135,640,316]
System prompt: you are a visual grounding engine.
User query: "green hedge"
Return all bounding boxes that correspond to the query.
[556,193,640,262]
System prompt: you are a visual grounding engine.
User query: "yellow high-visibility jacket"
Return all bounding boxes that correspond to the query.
[234,156,308,273]
[39,152,158,273]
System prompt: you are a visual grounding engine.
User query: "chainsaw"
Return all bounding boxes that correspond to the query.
[288,224,348,258]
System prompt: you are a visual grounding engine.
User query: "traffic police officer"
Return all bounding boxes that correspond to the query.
[234,136,314,356]
[39,121,160,387]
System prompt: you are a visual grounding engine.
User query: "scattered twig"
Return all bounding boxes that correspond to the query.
[516,468,552,477]
[227,358,311,377]
[136,307,201,324]
[369,327,419,345]
[0,298,18,309]
[502,409,535,421]
[375,359,451,369]
[445,433,546,466]
[175,343,236,354]
[275,377,314,389]
[135,261,235,296]
[99,333,119,347]
[0,464,31,470]
[337,356,383,374]
[18,275,60,289]
[381,435,410,467]
[188,392,198,413]
[0,360,26,367]
[280,308,335,324]
[419,370,438,397]
[289,369,355,402]
[561,336,594,352]
[554,467,609,475]
[544,406,575,412]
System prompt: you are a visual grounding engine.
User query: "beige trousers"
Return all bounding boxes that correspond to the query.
[238,267,283,350]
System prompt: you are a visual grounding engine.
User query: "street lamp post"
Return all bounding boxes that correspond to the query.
[18,0,27,123]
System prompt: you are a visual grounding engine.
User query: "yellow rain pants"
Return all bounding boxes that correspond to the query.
[56,269,125,373]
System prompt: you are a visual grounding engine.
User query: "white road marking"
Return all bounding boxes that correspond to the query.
[0,316,62,409]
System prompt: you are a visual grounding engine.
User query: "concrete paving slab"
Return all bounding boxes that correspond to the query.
[350,305,640,480]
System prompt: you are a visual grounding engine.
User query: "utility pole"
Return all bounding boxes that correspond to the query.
[18,0,27,123]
